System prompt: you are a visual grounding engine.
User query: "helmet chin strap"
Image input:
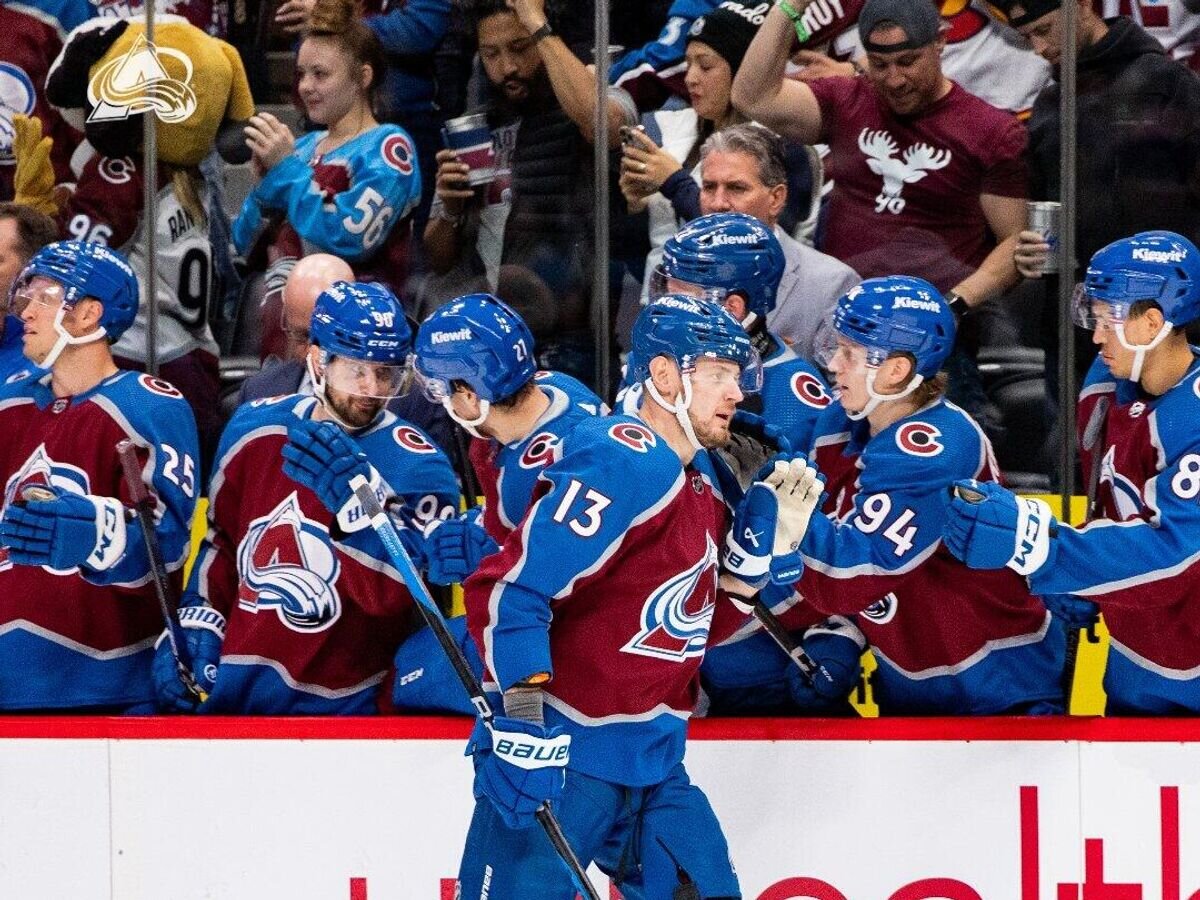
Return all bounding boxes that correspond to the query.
[844,367,925,421]
[645,373,703,452]
[1115,320,1172,383]
[307,351,377,432]
[41,306,107,368]
[442,398,490,439]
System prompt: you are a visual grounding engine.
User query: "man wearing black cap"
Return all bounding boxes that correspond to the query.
[731,0,1027,316]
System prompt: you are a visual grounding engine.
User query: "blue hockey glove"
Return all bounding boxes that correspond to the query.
[281,419,378,526]
[424,509,498,585]
[730,409,792,453]
[392,615,484,714]
[786,618,865,710]
[0,487,128,571]
[152,604,225,713]
[943,480,1057,576]
[1042,593,1100,629]
[472,716,571,829]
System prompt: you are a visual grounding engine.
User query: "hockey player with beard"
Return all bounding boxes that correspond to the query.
[151,281,457,714]
[944,231,1200,715]
[0,240,200,712]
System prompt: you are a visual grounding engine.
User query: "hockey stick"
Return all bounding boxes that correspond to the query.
[349,475,600,900]
[115,439,207,703]
[751,601,820,682]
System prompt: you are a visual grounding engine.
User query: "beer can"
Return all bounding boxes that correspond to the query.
[1027,201,1061,274]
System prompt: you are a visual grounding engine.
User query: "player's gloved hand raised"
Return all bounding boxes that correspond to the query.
[0,486,128,571]
[152,604,225,713]
[282,419,378,523]
[786,623,863,710]
[424,508,498,585]
[730,409,792,454]
[1041,593,1100,629]
[471,716,571,829]
[943,480,1058,576]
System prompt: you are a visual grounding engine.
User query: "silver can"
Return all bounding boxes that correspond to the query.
[1027,201,1062,274]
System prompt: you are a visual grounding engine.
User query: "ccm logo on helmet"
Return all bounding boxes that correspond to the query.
[431,328,472,344]
[791,371,831,409]
[895,421,943,457]
[394,425,437,454]
[609,422,656,452]
[381,133,414,175]
[1132,247,1187,264]
[892,295,941,313]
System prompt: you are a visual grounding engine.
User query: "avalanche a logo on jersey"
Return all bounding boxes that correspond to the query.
[0,445,91,572]
[520,431,560,469]
[896,421,943,457]
[622,535,719,661]
[791,371,832,409]
[1099,445,1146,521]
[236,493,342,632]
[862,592,899,624]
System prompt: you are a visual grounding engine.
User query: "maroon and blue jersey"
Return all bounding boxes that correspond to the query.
[467,371,604,543]
[188,395,457,714]
[756,334,833,454]
[785,397,1065,714]
[465,414,748,786]
[0,371,199,709]
[1041,353,1200,713]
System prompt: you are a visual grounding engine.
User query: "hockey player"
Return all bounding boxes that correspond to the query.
[392,293,603,715]
[778,276,1066,715]
[943,231,1200,715]
[643,212,863,715]
[456,294,818,897]
[151,281,458,714]
[0,240,200,711]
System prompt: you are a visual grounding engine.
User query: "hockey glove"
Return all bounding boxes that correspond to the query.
[392,615,484,715]
[786,618,865,710]
[282,419,381,531]
[472,716,571,830]
[1041,593,1100,629]
[943,480,1057,576]
[0,487,128,571]
[424,508,498,585]
[152,604,225,713]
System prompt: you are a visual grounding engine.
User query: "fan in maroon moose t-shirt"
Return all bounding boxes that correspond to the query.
[732,0,1028,315]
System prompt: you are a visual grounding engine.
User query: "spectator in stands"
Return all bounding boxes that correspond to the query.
[275,0,452,230]
[231,253,459,468]
[696,124,859,361]
[233,0,423,305]
[0,203,58,383]
[1004,0,1200,397]
[419,0,637,387]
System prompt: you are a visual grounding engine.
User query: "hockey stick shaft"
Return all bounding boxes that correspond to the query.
[752,600,819,682]
[115,439,206,702]
[349,476,600,900]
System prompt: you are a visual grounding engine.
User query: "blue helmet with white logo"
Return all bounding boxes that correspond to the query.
[831,276,955,378]
[309,281,412,364]
[658,213,785,320]
[413,293,536,403]
[628,293,759,388]
[1080,230,1200,327]
[15,240,139,341]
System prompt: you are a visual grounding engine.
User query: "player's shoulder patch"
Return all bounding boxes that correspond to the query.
[894,420,943,457]
[864,400,984,489]
[789,368,832,410]
[536,370,606,414]
[136,373,185,400]
[392,423,439,455]
[607,419,658,453]
[380,129,415,175]
[519,430,561,469]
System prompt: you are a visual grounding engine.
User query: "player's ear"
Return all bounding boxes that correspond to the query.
[880,353,915,393]
[725,294,748,323]
[648,355,682,400]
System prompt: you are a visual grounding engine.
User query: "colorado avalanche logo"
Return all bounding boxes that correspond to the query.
[519,431,560,469]
[862,592,898,624]
[609,422,656,453]
[1098,445,1144,521]
[394,425,437,454]
[622,535,719,661]
[138,374,183,399]
[236,493,342,632]
[895,421,943,457]
[1,445,91,572]
[98,156,136,185]
[0,63,35,164]
[791,371,832,409]
[381,133,414,175]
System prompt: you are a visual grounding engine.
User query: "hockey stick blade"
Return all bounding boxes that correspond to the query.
[115,440,206,703]
[348,475,600,900]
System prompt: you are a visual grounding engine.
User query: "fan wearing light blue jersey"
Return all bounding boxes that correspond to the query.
[944,231,1200,715]
[152,281,457,715]
[0,240,200,711]
[392,293,604,715]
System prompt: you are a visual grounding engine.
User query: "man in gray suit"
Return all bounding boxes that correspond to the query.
[698,124,860,364]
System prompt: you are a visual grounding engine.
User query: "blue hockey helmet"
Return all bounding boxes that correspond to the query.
[310,280,413,364]
[828,276,955,378]
[655,213,786,323]
[412,293,536,404]
[10,240,139,365]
